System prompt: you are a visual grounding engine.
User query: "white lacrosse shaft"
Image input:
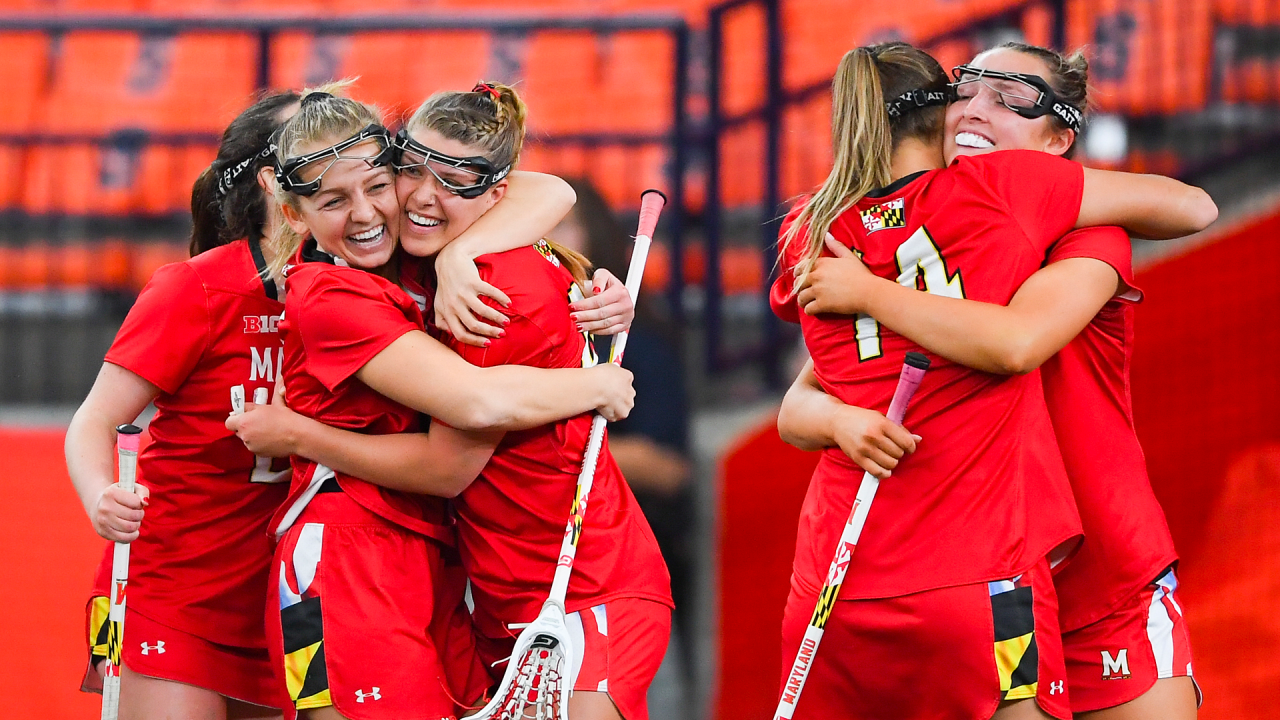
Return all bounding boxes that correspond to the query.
[547,188,664,608]
[102,423,143,720]
[773,352,930,720]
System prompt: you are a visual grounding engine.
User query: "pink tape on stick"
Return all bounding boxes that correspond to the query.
[886,352,931,424]
[636,189,666,239]
[115,423,142,453]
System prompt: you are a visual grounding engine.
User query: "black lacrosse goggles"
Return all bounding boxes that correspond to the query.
[275,124,396,196]
[950,64,1083,132]
[391,128,511,199]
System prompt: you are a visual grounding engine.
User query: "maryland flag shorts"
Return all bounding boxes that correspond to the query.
[778,557,1070,719]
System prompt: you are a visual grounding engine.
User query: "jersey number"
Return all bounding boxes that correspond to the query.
[856,225,966,361]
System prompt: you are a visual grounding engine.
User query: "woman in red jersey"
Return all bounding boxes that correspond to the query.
[766,43,1214,720]
[783,44,1198,720]
[231,82,672,720]
[251,84,637,720]
[65,90,602,719]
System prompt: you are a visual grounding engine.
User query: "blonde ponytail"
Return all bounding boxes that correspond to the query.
[781,48,892,294]
[779,42,948,294]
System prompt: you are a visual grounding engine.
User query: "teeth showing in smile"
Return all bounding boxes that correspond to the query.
[955,132,994,149]
[408,211,441,227]
[349,225,384,244]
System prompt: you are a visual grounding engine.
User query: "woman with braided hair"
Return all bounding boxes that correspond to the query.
[66,81,602,719]
[231,82,672,720]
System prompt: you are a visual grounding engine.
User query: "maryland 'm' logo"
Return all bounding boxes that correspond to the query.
[859,198,905,233]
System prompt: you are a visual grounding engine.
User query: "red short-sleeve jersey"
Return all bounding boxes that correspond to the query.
[270,252,450,542]
[1042,228,1177,631]
[771,150,1085,600]
[427,242,672,637]
[103,238,289,648]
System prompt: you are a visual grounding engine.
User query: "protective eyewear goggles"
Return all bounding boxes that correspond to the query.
[275,124,397,197]
[391,128,511,199]
[950,64,1083,133]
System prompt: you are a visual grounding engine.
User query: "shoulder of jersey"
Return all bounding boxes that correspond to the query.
[478,242,571,297]
[183,239,268,297]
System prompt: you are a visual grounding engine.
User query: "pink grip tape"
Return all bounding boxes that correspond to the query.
[636,189,666,239]
[116,426,142,452]
[885,352,931,424]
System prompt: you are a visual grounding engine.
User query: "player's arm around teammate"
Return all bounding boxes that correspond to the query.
[244,82,670,720]
[779,44,1201,720]
[769,43,1102,720]
[258,85,636,720]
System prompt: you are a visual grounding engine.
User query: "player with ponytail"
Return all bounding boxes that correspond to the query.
[244,82,637,720]
[768,42,1213,719]
[231,81,672,720]
[783,42,1202,720]
[67,90,299,719]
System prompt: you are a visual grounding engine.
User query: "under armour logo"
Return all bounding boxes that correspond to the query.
[140,641,165,655]
[355,688,381,703]
[1049,680,1064,695]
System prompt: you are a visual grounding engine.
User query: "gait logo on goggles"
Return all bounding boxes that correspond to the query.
[860,198,906,234]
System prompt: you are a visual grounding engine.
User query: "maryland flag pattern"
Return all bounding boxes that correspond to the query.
[859,198,906,234]
[89,595,111,664]
[282,596,330,709]
[279,524,331,710]
[534,238,561,267]
[989,577,1039,700]
[809,583,841,629]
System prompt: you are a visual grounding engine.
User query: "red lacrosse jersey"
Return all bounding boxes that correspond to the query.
[422,242,672,638]
[269,254,450,543]
[102,238,289,649]
[771,150,1085,600]
[1041,227,1178,632]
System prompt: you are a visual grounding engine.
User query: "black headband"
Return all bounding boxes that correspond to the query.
[885,86,953,119]
[216,142,277,198]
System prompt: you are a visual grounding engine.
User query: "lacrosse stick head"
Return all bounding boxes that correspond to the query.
[470,601,580,720]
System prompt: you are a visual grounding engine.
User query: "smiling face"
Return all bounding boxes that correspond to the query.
[944,48,1074,163]
[281,136,400,269]
[395,127,506,259]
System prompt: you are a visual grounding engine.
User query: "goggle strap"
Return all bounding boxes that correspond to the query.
[217,142,278,198]
[885,87,952,119]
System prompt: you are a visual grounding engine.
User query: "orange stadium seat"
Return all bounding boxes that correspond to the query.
[521,31,603,134]
[0,0,146,11]
[0,32,48,211]
[1067,0,1213,116]
[155,0,329,13]
[23,32,252,215]
[267,30,491,119]
[1215,0,1280,104]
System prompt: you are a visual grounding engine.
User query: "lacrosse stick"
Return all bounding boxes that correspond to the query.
[468,189,666,720]
[774,352,931,719]
[101,423,143,720]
